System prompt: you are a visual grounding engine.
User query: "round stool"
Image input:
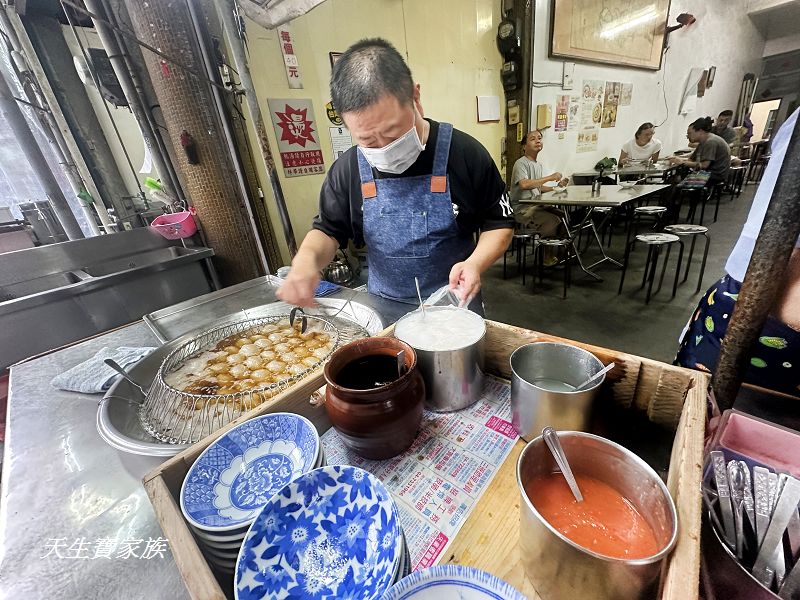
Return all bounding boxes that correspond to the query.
[664,224,710,293]
[503,231,536,281]
[592,206,615,247]
[530,238,572,298]
[618,232,683,304]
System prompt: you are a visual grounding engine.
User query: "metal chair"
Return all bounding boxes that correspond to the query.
[618,233,684,304]
[664,224,711,293]
[529,238,572,299]
[503,230,536,281]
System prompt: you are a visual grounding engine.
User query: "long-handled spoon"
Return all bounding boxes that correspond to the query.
[542,426,583,502]
[574,362,615,392]
[414,277,425,316]
[104,358,148,396]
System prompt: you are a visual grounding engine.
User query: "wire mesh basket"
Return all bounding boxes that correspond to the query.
[140,313,343,445]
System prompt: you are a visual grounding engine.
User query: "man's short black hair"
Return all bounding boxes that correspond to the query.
[719,109,734,118]
[520,129,543,146]
[331,38,414,115]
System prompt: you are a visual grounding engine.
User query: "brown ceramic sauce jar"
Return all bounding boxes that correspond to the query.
[323,337,425,460]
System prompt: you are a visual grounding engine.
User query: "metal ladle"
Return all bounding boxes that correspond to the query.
[542,426,584,502]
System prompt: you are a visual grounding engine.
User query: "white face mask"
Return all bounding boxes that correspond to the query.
[359,114,425,174]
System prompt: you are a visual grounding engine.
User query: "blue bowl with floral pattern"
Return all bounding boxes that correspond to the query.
[235,465,401,600]
[180,412,320,532]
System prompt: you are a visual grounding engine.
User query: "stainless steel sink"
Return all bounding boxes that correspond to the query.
[0,228,217,370]
[0,271,84,301]
[82,246,203,276]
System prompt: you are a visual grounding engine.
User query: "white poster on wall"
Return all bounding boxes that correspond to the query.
[267,98,325,177]
[329,126,353,160]
[567,96,580,132]
[577,128,598,153]
[580,79,604,129]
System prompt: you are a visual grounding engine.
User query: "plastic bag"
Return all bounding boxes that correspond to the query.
[423,285,463,308]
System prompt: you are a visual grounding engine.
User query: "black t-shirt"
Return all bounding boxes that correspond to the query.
[313,119,513,248]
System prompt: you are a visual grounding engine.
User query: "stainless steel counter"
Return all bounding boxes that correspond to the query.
[0,322,190,600]
[0,281,413,599]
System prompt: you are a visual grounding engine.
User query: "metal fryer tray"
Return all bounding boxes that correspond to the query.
[98,299,381,456]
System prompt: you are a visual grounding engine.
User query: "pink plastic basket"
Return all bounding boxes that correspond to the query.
[150,207,198,240]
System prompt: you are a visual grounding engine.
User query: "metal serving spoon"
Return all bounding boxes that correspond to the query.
[104,358,148,396]
[543,426,583,502]
[574,362,615,392]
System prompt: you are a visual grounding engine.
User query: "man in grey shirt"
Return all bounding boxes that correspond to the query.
[510,130,568,236]
[712,109,736,144]
[671,116,731,184]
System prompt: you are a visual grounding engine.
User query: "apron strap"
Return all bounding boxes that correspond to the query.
[430,122,453,193]
[356,148,377,199]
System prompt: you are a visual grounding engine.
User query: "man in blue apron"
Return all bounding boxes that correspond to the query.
[277,38,514,313]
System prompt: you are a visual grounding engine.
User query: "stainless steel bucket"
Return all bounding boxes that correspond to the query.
[517,431,678,600]
[394,306,485,412]
[510,342,604,440]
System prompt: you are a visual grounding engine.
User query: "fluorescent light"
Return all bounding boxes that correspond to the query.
[600,7,659,39]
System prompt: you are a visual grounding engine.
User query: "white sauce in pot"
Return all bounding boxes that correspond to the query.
[394,307,485,352]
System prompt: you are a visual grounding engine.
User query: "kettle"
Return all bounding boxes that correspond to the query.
[323,250,355,285]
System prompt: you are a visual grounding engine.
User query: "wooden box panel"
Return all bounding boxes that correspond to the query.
[143,320,707,600]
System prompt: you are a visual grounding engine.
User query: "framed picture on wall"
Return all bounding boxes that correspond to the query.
[550,0,672,70]
[707,66,717,88]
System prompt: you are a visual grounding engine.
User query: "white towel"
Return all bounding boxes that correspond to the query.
[51,346,156,394]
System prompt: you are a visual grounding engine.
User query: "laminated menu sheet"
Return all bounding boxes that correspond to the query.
[320,376,518,570]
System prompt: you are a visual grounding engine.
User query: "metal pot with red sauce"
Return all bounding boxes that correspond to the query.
[526,473,659,560]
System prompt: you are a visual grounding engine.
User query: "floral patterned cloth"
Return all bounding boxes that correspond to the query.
[676,275,800,396]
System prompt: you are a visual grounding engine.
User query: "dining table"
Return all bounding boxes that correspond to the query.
[523,183,672,279]
[571,162,676,182]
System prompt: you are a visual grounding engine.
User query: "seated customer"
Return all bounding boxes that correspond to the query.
[676,108,799,396]
[712,109,736,144]
[619,122,662,165]
[670,116,731,186]
[509,129,568,238]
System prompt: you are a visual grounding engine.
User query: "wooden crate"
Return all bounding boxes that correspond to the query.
[143,320,707,600]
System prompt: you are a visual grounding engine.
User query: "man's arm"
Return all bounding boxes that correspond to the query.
[517,172,563,190]
[276,230,338,307]
[449,228,513,306]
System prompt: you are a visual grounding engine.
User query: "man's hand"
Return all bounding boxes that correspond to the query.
[275,266,320,307]
[275,229,338,307]
[448,261,481,307]
[549,172,563,182]
[557,177,569,187]
[669,156,687,166]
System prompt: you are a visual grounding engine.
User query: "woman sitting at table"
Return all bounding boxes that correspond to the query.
[670,116,731,187]
[510,130,569,264]
[619,122,662,166]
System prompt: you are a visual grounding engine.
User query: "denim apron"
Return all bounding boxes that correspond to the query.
[358,122,476,304]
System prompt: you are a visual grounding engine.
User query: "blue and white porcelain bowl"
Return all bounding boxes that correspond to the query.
[181,412,320,532]
[381,565,526,600]
[235,465,401,600]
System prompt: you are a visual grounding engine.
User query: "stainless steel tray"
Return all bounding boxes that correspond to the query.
[100,299,384,456]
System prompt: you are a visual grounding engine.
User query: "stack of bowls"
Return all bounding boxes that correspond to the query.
[180,413,323,574]
[235,465,408,599]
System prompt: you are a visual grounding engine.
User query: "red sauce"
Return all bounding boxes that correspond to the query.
[526,473,659,560]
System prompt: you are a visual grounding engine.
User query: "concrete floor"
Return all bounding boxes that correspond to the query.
[483,185,756,364]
